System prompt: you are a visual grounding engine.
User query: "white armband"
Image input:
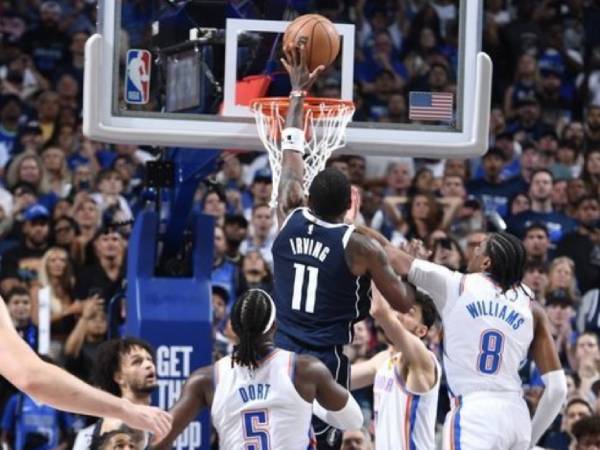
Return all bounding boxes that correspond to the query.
[312,395,363,431]
[530,370,567,447]
[281,127,305,154]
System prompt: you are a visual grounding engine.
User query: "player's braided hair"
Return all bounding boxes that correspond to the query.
[230,289,274,371]
[485,231,527,294]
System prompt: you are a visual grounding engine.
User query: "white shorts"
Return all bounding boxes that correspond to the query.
[442,391,531,450]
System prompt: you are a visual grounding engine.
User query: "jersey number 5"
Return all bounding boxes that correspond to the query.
[291,263,319,313]
[242,409,270,450]
[477,329,504,375]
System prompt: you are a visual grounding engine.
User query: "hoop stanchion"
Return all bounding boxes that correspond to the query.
[250,97,355,207]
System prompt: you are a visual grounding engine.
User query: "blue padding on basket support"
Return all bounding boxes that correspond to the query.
[126,210,214,450]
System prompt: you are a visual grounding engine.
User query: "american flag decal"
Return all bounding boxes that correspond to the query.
[409,91,454,122]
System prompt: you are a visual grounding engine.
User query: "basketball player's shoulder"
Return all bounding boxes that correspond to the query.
[344,230,384,273]
[293,354,330,382]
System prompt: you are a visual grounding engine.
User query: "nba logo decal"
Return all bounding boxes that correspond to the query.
[125,49,151,104]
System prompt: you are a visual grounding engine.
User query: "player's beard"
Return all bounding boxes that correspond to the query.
[132,378,158,396]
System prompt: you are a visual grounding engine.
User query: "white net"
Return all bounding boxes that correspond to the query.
[251,98,355,208]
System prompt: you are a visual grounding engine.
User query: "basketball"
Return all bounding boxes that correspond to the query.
[283,14,340,72]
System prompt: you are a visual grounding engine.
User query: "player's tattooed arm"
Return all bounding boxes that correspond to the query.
[276,44,325,226]
[346,232,415,313]
[531,303,562,374]
[152,366,213,450]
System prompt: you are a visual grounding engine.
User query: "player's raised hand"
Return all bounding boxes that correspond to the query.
[120,402,173,443]
[400,239,431,260]
[281,42,325,91]
[369,282,392,319]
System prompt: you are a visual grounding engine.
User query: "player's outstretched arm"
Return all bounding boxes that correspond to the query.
[530,303,567,447]
[370,284,435,392]
[0,301,172,442]
[346,232,415,313]
[295,355,363,430]
[152,366,213,450]
[350,350,389,390]
[276,43,324,226]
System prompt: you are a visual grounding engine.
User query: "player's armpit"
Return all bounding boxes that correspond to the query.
[152,366,213,450]
[346,233,414,313]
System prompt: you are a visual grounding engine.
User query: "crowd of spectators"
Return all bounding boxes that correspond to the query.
[0,0,599,449]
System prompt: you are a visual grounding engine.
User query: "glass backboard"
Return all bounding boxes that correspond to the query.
[84,0,491,157]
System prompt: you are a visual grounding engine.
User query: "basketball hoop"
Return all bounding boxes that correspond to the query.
[250,97,355,207]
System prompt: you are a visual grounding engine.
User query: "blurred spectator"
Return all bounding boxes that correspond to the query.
[340,428,373,450]
[546,257,579,301]
[0,95,22,169]
[201,184,227,227]
[556,196,600,295]
[462,230,488,267]
[1,358,77,450]
[34,246,80,359]
[581,148,600,192]
[577,288,600,336]
[243,168,272,218]
[40,145,71,198]
[346,156,367,187]
[89,426,144,450]
[523,260,549,302]
[545,288,576,367]
[73,338,156,450]
[523,223,551,264]
[222,214,248,264]
[508,169,577,244]
[20,2,70,79]
[541,397,594,450]
[571,415,600,450]
[431,236,465,271]
[238,250,273,295]
[211,226,238,303]
[35,91,60,143]
[64,297,107,384]
[585,105,600,149]
[468,147,521,217]
[5,153,48,195]
[0,203,50,293]
[5,286,37,350]
[72,197,101,266]
[52,215,79,253]
[90,170,133,224]
[239,203,275,269]
[74,229,126,319]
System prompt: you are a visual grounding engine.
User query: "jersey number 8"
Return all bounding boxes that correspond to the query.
[477,329,504,375]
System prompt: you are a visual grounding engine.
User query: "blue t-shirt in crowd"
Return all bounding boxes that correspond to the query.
[1,393,76,450]
[507,210,577,245]
[211,259,238,303]
[467,178,522,218]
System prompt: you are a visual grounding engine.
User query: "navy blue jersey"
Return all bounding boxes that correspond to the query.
[272,208,371,347]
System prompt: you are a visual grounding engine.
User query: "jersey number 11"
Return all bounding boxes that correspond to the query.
[291,263,319,313]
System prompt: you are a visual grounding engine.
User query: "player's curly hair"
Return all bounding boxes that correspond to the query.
[485,231,527,294]
[308,168,351,220]
[230,289,274,371]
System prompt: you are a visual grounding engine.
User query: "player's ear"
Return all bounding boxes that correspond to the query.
[415,323,428,339]
[481,255,492,272]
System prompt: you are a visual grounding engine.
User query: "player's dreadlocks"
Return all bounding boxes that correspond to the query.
[230,289,276,371]
[485,231,528,293]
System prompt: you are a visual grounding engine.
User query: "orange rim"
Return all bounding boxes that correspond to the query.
[250,96,355,117]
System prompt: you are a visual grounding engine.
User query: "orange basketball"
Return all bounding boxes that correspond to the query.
[283,14,340,72]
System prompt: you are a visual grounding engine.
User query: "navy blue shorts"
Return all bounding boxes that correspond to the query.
[275,331,349,449]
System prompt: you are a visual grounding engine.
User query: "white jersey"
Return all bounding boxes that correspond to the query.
[408,259,534,397]
[373,351,441,450]
[211,349,315,450]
